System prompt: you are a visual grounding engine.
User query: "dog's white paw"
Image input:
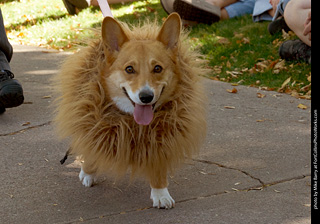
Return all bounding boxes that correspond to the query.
[150,188,175,209]
[79,168,95,187]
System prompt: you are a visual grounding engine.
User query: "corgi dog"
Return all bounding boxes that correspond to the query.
[54,13,206,209]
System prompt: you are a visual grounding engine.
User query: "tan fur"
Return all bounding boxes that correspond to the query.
[54,14,207,189]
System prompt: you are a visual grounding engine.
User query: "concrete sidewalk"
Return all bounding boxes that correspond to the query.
[0,44,311,224]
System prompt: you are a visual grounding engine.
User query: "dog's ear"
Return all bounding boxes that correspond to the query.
[102,16,129,52]
[157,13,181,49]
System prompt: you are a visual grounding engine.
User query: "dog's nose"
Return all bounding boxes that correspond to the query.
[139,90,154,104]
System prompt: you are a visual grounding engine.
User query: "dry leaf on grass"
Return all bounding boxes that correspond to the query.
[278,77,291,92]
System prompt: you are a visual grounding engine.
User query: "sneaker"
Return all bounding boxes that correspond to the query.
[279,39,311,64]
[173,0,221,24]
[268,17,291,35]
[0,70,24,114]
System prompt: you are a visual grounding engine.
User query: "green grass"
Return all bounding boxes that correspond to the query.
[1,0,311,98]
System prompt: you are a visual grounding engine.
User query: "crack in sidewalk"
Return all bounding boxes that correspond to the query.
[0,121,52,136]
[62,171,310,223]
[193,158,265,186]
[63,175,310,224]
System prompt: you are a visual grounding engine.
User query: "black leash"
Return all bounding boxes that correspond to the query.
[60,147,71,164]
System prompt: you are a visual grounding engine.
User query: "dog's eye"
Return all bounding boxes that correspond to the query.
[125,66,135,74]
[153,65,163,73]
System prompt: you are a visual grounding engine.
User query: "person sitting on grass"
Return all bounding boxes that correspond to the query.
[269,0,311,64]
[161,0,255,24]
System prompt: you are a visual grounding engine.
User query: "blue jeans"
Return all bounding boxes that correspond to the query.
[225,0,255,18]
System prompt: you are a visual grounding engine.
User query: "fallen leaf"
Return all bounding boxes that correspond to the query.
[273,69,280,74]
[256,61,268,70]
[210,76,220,81]
[22,122,31,126]
[226,71,242,78]
[257,93,266,98]
[234,33,244,38]
[226,88,238,93]
[146,6,155,12]
[241,68,249,72]
[297,104,308,110]
[213,65,222,74]
[242,37,250,44]
[226,60,231,68]
[42,95,52,99]
[279,77,291,92]
[300,83,311,92]
[274,60,286,70]
[307,75,311,82]
[224,106,235,109]
[269,59,279,69]
[217,36,230,44]
[282,30,295,40]
[291,90,300,98]
[17,32,26,37]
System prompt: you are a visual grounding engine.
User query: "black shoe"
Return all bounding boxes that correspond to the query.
[268,17,291,35]
[0,102,5,114]
[0,70,24,113]
[279,39,311,64]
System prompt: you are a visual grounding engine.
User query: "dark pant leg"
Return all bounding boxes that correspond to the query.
[0,8,12,71]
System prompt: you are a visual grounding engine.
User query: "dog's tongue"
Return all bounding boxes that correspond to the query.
[133,104,153,125]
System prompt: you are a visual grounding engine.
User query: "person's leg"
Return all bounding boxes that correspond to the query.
[252,0,273,22]
[0,9,12,71]
[283,0,311,46]
[173,0,221,24]
[223,0,255,20]
[0,9,24,113]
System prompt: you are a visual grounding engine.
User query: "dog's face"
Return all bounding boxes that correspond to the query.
[101,14,181,125]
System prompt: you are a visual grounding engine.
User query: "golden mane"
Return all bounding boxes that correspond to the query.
[53,19,207,183]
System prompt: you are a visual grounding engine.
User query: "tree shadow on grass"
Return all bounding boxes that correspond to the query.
[5,12,69,32]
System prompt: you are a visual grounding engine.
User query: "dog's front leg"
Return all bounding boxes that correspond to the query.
[149,170,175,209]
[79,161,97,187]
[150,187,175,209]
